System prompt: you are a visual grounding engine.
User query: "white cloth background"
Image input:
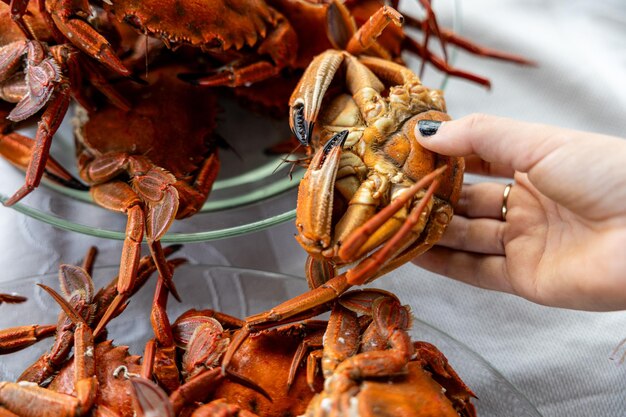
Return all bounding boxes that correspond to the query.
[0,0,625,416]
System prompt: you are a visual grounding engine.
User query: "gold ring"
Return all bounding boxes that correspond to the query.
[501,183,513,221]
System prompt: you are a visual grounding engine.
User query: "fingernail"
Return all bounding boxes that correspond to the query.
[418,120,442,137]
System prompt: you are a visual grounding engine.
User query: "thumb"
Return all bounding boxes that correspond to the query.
[415,114,569,174]
[415,113,626,219]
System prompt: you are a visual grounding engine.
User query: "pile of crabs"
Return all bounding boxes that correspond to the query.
[0,0,533,416]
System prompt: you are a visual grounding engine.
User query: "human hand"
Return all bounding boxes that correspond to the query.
[412,114,626,311]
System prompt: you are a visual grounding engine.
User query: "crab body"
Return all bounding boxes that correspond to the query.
[289,50,463,289]
[73,65,220,338]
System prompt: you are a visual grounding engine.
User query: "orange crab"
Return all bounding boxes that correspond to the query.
[137,274,325,417]
[71,65,220,338]
[210,288,476,417]
[0,2,129,206]
[286,50,463,292]
[300,289,476,417]
[0,247,182,417]
[1,0,129,75]
[1,246,181,386]
[3,1,531,87]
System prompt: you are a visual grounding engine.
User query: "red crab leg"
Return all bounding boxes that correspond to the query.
[3,87,71,206]
[416,0,448,77]
[0,131,88,190]
[147,273,180,393]
[91,177,181,338]
[343,171,443,286]
[0,325,56,354]
[48,1,130,77]
[338,165,445,263]
[345,5,404,59]
[89,182,144,338]
[169,368,224,415]
[189,61,280,88]
[50,44,130,112]
[402,14,534,66]
[402,35,491,88]
[286,325,324,390]
[0,286,97,417]
[0,293,27,305]
[1,0,33,38]
[80,246,98,276]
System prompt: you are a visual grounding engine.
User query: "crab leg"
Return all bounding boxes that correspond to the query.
[147,273,181,393]
[50,45,130,112]
[1,286,97,417]
[338,166,444,263]
[47,1,130,77]
[91,174,180,337]
[402,36,491,88]
[0,131,87,190]
[0,293,27,305]
[3,86,71,206]
[402,14,534,66]
[344,171,443,286]
[345,5,404,59]
[0,325,56,354]
[169,368,224,415]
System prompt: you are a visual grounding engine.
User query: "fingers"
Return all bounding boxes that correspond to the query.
[456,182,509,219]
[417,114,626,220]
[438,215,505,255]
[415,113,570,174]
[463,154,514,178]
[412,247,515,294]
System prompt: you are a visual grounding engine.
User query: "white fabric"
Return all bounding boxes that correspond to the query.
[0,0,625,416]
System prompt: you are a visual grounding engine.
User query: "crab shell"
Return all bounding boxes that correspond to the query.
[212,327,325,417]
[307,361,470,417]
[103,0,278,51]
[47,340,142,417]
[75,65,218,181]
[0,2,51,44]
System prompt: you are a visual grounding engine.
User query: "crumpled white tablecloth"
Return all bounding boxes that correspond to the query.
[0,0,625,416]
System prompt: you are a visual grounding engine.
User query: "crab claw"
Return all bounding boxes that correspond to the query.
[50,15,131,77]
[290,102,313,146]
[295,130,348,256]
[289,50,345,145]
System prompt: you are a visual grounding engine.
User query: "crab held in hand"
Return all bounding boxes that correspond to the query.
[290,49,463,290]
[73,65,220,337]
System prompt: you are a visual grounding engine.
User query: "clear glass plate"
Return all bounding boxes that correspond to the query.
[0,264,541,416]
[0,0,460,242]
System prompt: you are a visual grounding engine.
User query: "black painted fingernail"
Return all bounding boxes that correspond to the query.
[418,120,442,137]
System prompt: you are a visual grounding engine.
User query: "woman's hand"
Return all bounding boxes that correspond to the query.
[413,114,626,311]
